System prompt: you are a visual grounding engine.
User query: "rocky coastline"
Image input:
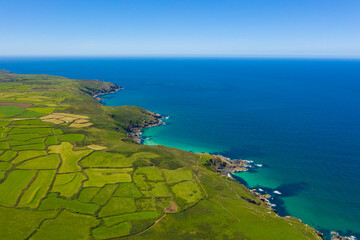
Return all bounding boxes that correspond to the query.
[205,154,359,239]
[207,154,249,175]
[95,80,354,240]
[331,232,356,240]
[205,155,276,207]
[88,80,164,143]
[92,86,123,100]
[82,79,123,100]
[128,113,165,143]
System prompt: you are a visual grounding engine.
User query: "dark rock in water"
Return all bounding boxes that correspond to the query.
[331,232,354,240]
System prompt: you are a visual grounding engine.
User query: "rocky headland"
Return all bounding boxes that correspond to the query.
[206,155,283,211]
[82,79,123,99]
[207,154,250,175]
[128,113,165,143]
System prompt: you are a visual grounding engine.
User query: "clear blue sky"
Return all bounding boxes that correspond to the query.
[1,0,359,57]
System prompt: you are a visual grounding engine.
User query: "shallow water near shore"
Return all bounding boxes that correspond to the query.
[1,57,360,239]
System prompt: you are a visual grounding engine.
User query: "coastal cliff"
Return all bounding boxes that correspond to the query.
[127,112,164,143]
[103,105,164,143]
[79,79,123,98]
[203,154,277,208]
[205,154,249,174]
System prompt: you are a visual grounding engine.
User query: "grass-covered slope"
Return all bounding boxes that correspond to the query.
[105,105,161,131]
[0,71,321,240]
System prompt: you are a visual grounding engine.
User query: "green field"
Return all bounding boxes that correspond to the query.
[18,170,56,208]
[39,193,99,214]
[30,210,99,240]
[0,71,322,240]
[0,141,10,149]
[113,183,143,198]
[171,180,204,204]
[143,182,170,197]
[79,151,134,168]
[84,168,132,187]
[16,154,60,169]
[78,187,100,202]
[91,184,118,205]
[10,127,53,135]
[103,211,160,226]
[10,137,46,146]
[12,143,46,150]
[0,206,57,240]
[0,150,17,161]
[162,168,193,184]
[49,142,91,173]
[92,221,131,239]
[0,162,12,170]
[59,133,85,142]
[0,170,36,205]
[135,166,165,181]
[0,105,25,117]
[51,172,86,197]
[12,150,47,164]
[7,133,46,141]
[99,197,137,217]
[45,135,59,145]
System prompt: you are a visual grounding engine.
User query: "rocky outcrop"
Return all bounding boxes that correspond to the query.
[92,85,123,99]
[128,113,164,143]
[207,155,249,175]
[331,232,356,240]
[315,230,324,238]
[249,189,273,207]
[79,79,123,98]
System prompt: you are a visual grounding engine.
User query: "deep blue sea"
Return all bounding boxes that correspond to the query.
[1,57,359,239]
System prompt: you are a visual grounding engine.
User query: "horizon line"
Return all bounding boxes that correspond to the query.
[0,54,359,60]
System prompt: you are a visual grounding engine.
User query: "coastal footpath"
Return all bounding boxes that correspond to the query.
[0,70,322,240]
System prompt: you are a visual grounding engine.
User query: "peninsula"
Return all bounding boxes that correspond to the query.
[0,70,323,240]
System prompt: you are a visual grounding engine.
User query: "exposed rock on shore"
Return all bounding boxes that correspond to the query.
[87,81,163,143]
[80,79,123,98]
[206,155,280,210]
[207,155,249,175]
[331,232,356,240]
[128,113,164,143]
[250,189,270,202]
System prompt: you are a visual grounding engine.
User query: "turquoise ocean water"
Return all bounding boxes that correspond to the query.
[0,58,359,239]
